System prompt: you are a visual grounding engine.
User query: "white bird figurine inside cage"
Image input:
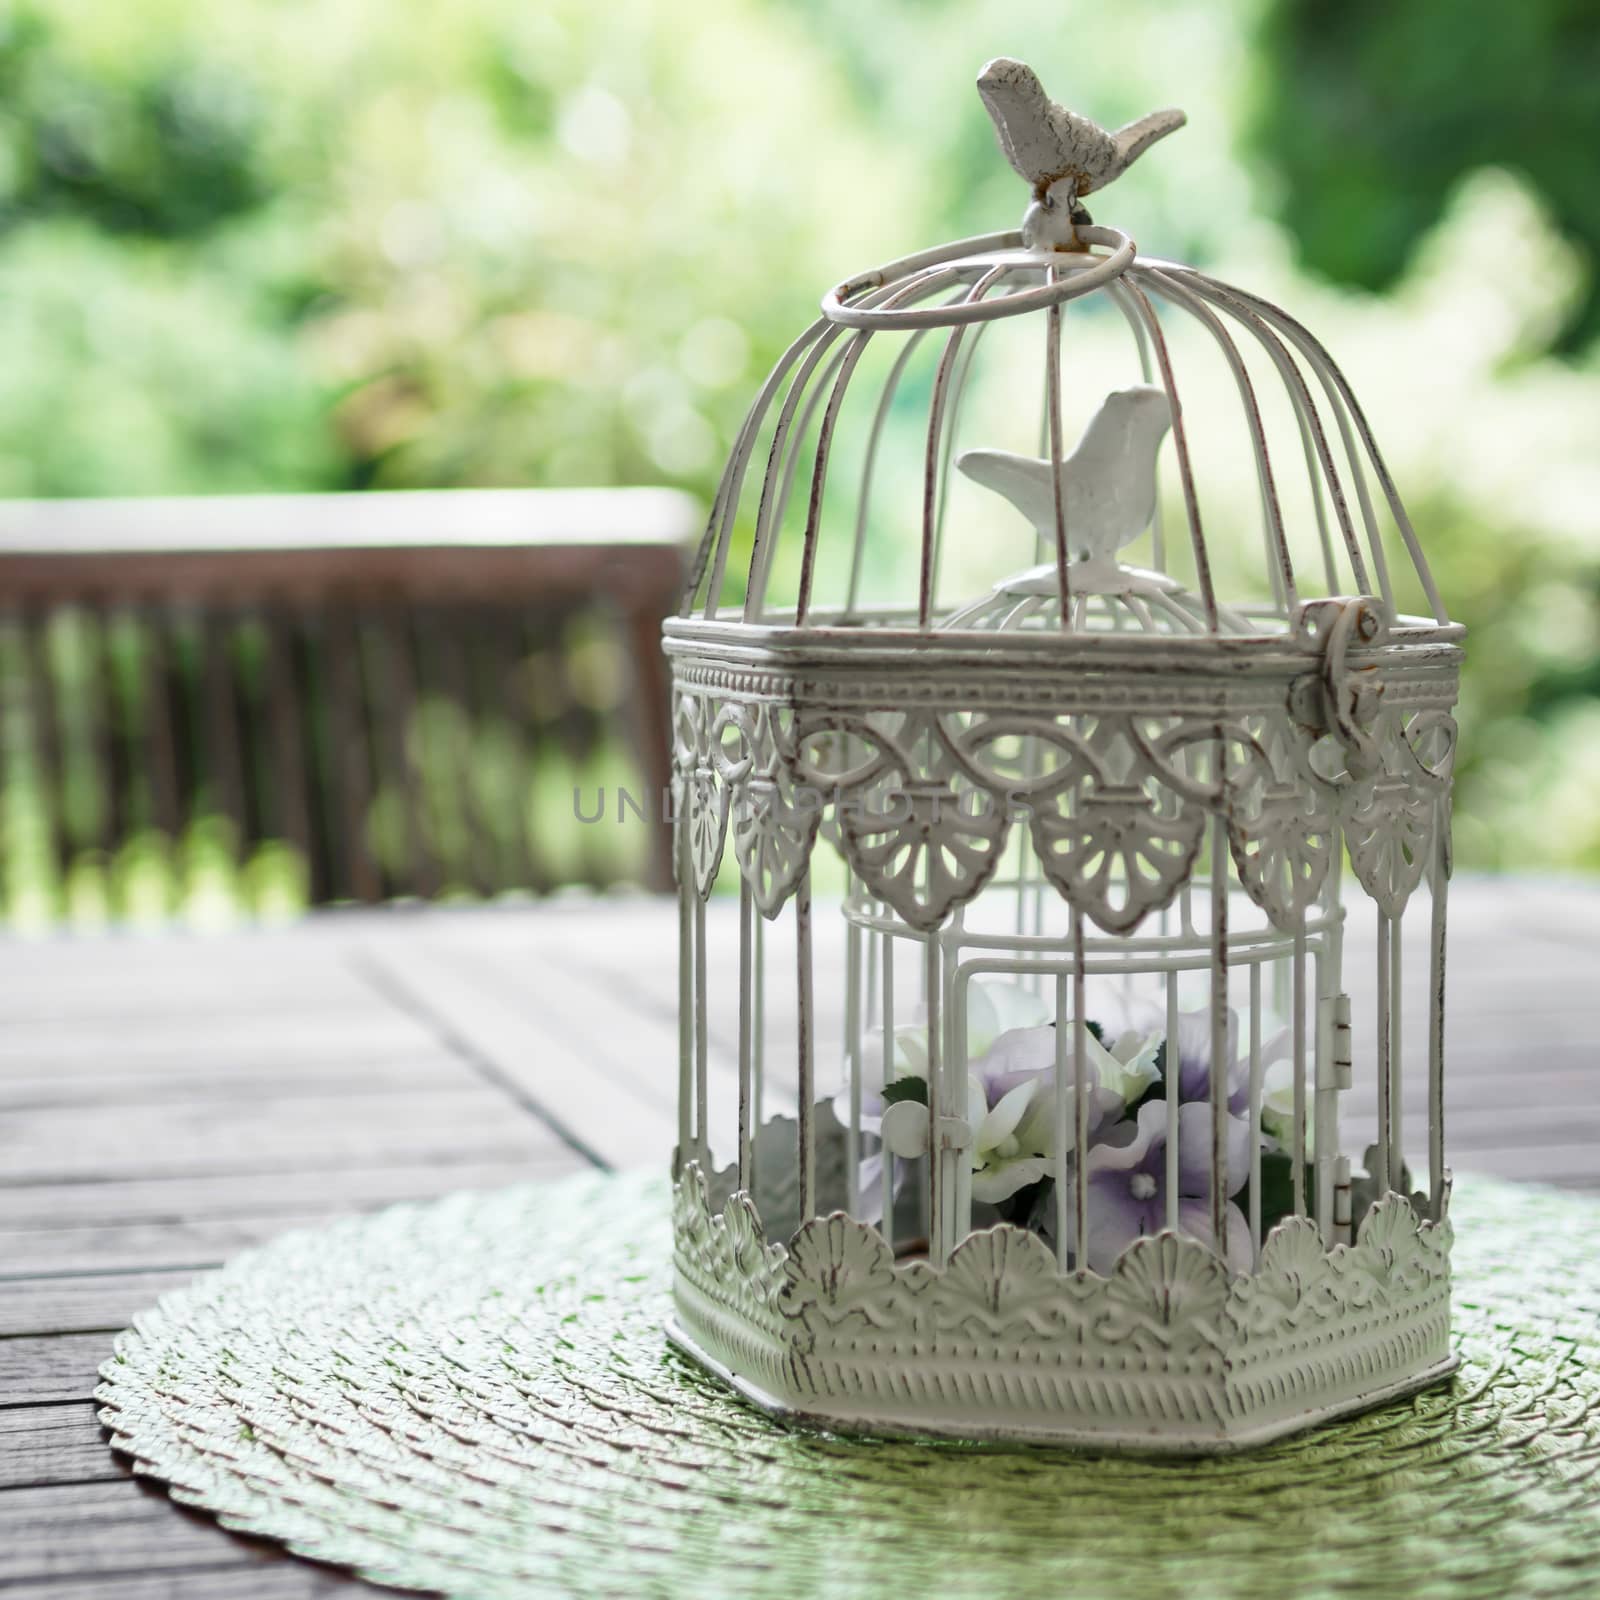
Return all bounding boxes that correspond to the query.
[957,384,1171,568]
[664,55,1462,1454]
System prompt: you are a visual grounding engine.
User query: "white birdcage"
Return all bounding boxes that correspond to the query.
[664,58,1461,1453]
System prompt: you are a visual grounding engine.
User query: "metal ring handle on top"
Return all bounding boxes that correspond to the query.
[822,224,1136,330]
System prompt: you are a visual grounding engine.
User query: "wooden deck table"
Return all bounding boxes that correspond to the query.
[4,879,1599,1597]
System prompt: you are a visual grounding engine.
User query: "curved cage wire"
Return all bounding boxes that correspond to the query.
[681,230,1454,643]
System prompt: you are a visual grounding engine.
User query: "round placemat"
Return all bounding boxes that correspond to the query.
[98,1171,1600,1599]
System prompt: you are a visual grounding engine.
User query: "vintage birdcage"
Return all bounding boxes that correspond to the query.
[664,58,1461,1452]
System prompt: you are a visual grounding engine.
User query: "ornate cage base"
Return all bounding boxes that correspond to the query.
[669,1165,1457,1455]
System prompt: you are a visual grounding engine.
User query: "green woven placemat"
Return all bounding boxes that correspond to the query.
[97,1171,1600,1599]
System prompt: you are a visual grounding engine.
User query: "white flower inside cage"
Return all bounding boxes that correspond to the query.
[666,57,1461,1453]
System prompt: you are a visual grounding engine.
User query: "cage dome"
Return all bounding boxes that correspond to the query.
[665,58,1463,1453]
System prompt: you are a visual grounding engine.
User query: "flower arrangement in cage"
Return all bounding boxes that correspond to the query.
[664,58,1460,1453]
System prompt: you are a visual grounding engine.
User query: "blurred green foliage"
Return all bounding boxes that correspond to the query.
[0,0,1596,882]
[1248,0,1600,351]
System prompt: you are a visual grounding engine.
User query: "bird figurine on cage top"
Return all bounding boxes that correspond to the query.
[664,55,1461,1453]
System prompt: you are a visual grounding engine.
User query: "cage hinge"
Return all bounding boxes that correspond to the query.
[1332,1155,1354,1246]
[1322,993,1353,1091]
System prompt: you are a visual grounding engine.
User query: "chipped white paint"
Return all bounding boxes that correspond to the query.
[976,57,1185,248]
[958,384,1172,568]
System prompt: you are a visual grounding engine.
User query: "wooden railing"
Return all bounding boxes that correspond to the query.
[0,488,695,923]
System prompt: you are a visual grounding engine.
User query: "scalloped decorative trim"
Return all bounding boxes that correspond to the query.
[670,1163,1456,1453]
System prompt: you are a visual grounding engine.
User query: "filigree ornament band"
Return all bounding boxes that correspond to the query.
[672,1162,1454,1452]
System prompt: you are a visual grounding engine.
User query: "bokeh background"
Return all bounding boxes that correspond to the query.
[2,0,1597,924]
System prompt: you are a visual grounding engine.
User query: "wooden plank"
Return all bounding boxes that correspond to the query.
[0,972,390,1029]
[0,1335,109,1406]
[1349,1069,1600,1131]
[11,1562,380,1599]
[0,1402,116,1489]
[0,998,430,1054]
[0,1048,479,1111]
[0,1482,298,1584]
[0,883,1588,1600]
[0,1213,340,1276]
[0,1088,567,1187]
[355,941,677,1170]
[0,1158,561,1233]
[1,1270,222,1338]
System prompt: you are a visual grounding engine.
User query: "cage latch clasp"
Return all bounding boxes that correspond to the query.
[1290,597,1388,778]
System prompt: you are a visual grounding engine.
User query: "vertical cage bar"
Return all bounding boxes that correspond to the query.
[925,936,945,1266]
[1292,923,1308,1218]
[1428,803,1448,1219]
[1389,912,1404,1186]
[796,867,815,1223]
[738,879,754,1191]
[1374,911,1391,1196]
[1313,948,1335,1245]
[694,892,708,1164]
[1209,814,1229,1250]
[1073,913,1089,1272]
[1324,862,1347,1241]
[677,833,692,1164]
[947,938,971,1243]
[882,932,896,1062]
[1014,827,1030,938]
[1325,851,1346,997]
[864,911,879,1018]
[845,907,862,1215]
[1044,279,1073,629]
[881,927,896,1251]
[1165,970,1180,1231]
[1248,961,1263,1263]
[753,907,766,1146]
[1054,970,1070,1270]
[1104,280,1163,571]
